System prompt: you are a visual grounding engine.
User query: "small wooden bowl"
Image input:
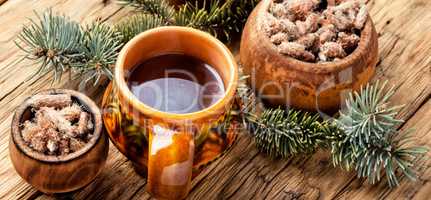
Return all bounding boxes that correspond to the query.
[240,0,378,112]
[9,89,109,194]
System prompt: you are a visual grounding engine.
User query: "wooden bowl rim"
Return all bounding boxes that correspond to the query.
[11,89,103,163]
[254,0,375,74]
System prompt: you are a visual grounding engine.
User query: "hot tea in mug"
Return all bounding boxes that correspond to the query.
[127,54,225,114]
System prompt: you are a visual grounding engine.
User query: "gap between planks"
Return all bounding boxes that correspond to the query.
[0,0,430,198]
[0,0,126,199]
[333,99,431,200]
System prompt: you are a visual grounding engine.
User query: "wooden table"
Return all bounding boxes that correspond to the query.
[0,0,430,199]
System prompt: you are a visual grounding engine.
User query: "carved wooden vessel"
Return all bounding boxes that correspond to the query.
[9,89,108,194]
[240,0,378,111]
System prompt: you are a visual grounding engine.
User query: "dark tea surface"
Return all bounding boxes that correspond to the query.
[128,54,225,114]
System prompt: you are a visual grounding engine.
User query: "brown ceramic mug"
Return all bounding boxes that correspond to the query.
[112,26,238,199]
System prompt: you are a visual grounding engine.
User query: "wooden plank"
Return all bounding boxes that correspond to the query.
[187,0,431,199]
[329,0,431,197]
[0,0,126,199]
[0,0,125,101]
[0,0,429,199]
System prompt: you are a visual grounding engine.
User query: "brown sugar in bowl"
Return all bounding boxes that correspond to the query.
[240,0,378,112]
[9,89,109,194]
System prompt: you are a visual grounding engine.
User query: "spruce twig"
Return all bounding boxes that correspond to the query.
[333,81,428,187]
[117,0,175,21]
[236,70,330,158]
[115,13,167,44]
[337,80,404,147]
[237,73,427,187]
[15,10,123,85]
[16,1,259,84]
[175,0,235,40]
[15,10,83,82]
[175,0,259,41]
[119,0,260,41]
[249,108,330,157]
[75,22,123,85]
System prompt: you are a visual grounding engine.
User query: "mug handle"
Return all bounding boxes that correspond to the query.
[147,122,195,199]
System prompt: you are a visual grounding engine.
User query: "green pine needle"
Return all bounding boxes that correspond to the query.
[249,108,330,157]
[16,1,259,84]
[175,0,235,40]
[75,22,123,85]
[331,81,428,187]
[237,72,427,187]
[15,10,83,82]
[115,13,166,44]
[15,10,123,85]
[119,0,260,41]
[236,69,329,158]
[175,0,259,41]
[117,0,175,20]
[337,80,404,147]
[353,129,427,187]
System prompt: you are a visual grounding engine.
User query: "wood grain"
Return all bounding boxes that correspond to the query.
[334,100,431,200]
[0,0,430,199]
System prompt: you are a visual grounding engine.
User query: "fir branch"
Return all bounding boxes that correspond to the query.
[175,0,259,41]
[175,0,234,40]
[230,0,259,28]
[356,130,427,186]
[75,22,123,85]
[15,10,83,82]
[249,108,330,157]
[17,1,260,84]
[332,81,428,187]
[323,122,357,171]
[237,71,427,186]
[236,70,329,157]
[337,81,404,147]
[330,127,428,187]
[119,0,260,41]
[115,13,166,44]
[16,10,122,85]
[117,0,175,20]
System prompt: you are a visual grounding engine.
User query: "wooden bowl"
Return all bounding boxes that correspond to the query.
[240,0,378,112]
[9,89,109,194]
